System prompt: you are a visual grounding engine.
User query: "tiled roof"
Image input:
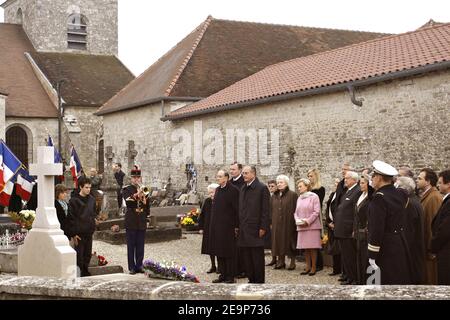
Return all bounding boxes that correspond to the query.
[29,52,135,107]
[97,16,387,115]
[0,23,58,118]
[166,23,450,120]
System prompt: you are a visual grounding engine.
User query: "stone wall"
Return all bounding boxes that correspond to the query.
[5,117,58,165]
[64,106,103,171]
[0,94,6,141]
[102,70,450,198]
[3,0,118,55]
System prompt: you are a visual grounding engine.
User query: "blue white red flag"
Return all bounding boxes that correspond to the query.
[70,145,82,188]
[0,141,23,206]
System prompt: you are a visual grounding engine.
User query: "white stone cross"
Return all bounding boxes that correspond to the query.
[29,146,63,229]
[19,146,76,279]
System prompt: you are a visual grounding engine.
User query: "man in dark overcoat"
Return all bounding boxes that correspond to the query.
[237,166,270,284]
[431,170,450,285]
[209,170,239,283]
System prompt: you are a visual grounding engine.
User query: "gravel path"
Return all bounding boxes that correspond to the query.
[93,233,339,285]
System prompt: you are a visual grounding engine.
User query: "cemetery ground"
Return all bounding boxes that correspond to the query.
[92,233,339,285]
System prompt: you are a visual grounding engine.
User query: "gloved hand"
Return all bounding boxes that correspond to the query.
[369,258,379,270]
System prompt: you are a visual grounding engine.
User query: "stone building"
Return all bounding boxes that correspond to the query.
[0,0,133,171]
[97,16,386,190]
[100,20,450,197]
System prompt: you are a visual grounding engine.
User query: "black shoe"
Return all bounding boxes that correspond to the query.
[224,279,236,284]
[287,265,296,271]
[308,272,316,276]
[212,278,225,283]
[274,263,286,270]
[135,269,144,274]
[300,270,311,275]
[207,267,217,274]
[338,277,348,282]
[265,260,277,267]
[129,270,136,275]
[236,273,246,279]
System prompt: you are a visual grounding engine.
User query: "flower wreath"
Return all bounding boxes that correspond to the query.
[143,259,199,283]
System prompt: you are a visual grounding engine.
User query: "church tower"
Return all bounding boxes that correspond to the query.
[1,0,118,55]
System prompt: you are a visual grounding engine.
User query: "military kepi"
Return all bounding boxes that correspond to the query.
[372,160,398,177]
[130,168,141,177]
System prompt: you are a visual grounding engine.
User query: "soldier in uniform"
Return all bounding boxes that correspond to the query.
[367,160,412,285]
[122,167,150,274]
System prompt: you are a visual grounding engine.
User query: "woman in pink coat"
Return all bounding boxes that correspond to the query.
[294,178,322,276]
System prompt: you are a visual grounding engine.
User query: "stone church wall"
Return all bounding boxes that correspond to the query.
[102,70,450,198]
[4,0,118,55]
[5,117,58,166]
[0,94,6,140]
[64,106,103,171]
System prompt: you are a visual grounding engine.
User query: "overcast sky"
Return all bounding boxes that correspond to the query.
[1,0,450,76]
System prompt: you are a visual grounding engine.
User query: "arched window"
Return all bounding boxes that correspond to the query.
[98,139,104,174]
[16,8,23,25]
[67,13,87,50]
[6,126,29,168]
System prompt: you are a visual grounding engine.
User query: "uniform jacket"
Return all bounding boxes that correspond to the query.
[122,185,150,230]
[238,178,270,247]
[367,184,412,284]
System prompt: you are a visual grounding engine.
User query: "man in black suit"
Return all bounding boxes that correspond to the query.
[229,162,246,278]
[237,166,270,284]
[113,163,126,209]
[431,169,450,285]
[334,171,361,285]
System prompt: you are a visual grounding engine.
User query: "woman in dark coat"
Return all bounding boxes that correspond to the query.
[55,184,69,238]
[353,174,374,285]
[199,183,219,273]
[270,175,298,270]
[308,169,326,271]
[325,178,342,276]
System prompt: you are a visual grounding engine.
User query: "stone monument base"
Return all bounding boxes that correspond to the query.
[18,228,76,279]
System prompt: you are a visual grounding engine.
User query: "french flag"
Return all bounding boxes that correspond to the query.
[0,141,23,207]
[15,167,35,202]
[70,145,82,188]
[47,135,65,181]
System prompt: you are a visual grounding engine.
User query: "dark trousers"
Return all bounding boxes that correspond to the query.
[217,256,234,281]
[332,254,342,274]
[356,238,368,284]
[234,243,246,276]
[117,189,123,208]
[75,233,93,277]
[339,238,357,282]
[126,229,146,272]
[241,246,265,283]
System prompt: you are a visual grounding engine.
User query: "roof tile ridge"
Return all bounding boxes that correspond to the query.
[165,15,213,96]
[98,16,213,113]
[263,22,450,72]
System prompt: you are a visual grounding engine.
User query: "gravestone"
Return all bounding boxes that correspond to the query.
[101,146,122,219]
[18,147,77,279]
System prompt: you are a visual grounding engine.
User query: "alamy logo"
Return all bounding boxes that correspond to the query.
[170,121,280,175]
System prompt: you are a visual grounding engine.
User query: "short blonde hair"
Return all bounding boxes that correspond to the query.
[298,178,312,191]
[307,169,322,189]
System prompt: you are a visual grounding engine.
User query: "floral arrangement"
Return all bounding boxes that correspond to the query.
[180,208,200,226]
[92,252,108,266]
[321,234,329,246]
[143,259,200,283]
[0,231,27,249]
[8,210,36,230]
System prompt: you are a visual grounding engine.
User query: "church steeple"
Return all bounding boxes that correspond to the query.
[1,0,118,55]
